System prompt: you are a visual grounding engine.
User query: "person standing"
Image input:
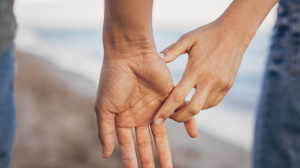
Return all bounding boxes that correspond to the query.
[253,0,300,167]
[0,0,17,167]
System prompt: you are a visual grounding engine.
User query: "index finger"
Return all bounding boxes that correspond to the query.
[154,77,194,125]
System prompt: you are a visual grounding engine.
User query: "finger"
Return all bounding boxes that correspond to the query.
[160,34,193,63]
[173,101,198,138]
[154,77,194,126]
[206,79,233,109]
[172,101,198,138]
[135,127,155,168]
[116,127,138,168]
[202,88,224,109]
[170,89,209,122]
[175,100,187,111]
[151,122,173,168]
[95,108,116,158]
[208,90,228,108]
[184,118,198,138]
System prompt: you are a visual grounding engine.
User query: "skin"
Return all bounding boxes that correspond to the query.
[153,0,278,124]
[96,0,278,167]
[95,0,197,167]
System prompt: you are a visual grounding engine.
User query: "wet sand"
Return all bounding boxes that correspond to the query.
[11,51,250,168]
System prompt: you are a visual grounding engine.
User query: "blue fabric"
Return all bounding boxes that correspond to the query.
[0,43,16,168]
[253,0,300,168]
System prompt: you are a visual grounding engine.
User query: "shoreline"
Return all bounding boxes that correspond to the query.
[11,51,250,168]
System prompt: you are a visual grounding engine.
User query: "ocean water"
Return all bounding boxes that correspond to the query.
[16,27,272,151]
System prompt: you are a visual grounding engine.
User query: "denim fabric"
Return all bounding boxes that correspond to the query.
[0,43,16,168]
[253,0,300,168]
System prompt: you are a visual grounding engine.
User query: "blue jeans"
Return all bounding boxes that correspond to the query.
[0,43,16,168]
[253,0,300,168]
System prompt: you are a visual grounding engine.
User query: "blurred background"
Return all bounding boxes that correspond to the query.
[11,0,277,167]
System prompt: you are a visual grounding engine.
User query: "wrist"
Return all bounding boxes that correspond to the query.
[215,17,255,47]
[102,22,156,60]
[103,18,154,42]
[103,35,156,61]
[102,17,157,58]
[215,0,277,45]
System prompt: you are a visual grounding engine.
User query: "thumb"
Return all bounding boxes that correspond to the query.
[160,34,191,63]
[95,107,116,158]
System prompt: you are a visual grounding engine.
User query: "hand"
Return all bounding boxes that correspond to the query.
[95,44,197,167]
[154,20,254,124]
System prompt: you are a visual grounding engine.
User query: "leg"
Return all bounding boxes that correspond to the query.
[0,43,16,168]
[253,1,300,167]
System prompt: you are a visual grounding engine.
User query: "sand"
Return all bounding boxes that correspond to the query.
[10,51,250,168]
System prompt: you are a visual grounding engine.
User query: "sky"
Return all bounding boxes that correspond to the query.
[15,0,278,31]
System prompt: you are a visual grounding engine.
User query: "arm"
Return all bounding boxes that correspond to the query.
[153,0,278,124]
[96,0,196,167]
[102,0,155,55]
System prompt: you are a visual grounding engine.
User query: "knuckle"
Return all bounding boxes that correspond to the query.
[191,66,203,75]
[207,72,226,85]
[174,117,185,123]
[173,90,186,103]
[218,77,227,85]
[200,72,216,86]
[202,102,210,110]
[167,44,177,54]
[210,102,218,108]
[226,81,234,90]
[180,33,191,41]
[215,77,228,88]
[154,131,168,138]
[98,132,103,143]
[141,160,154,166]
[171,116,184,123]
[106,141,115,149]
[98,130,115,145]
[137,141,152,147]
[121,155,134,164]
[191,69,203,82]
[189,106,201,115]
[118,141,134,148]
[94,104,100,113]
[161,109,173,119]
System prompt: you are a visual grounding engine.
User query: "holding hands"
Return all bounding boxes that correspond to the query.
[95,0,277,167]
[95,0,197,167]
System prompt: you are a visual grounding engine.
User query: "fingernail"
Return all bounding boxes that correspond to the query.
[158,53,165,59]
[154,118,164,126]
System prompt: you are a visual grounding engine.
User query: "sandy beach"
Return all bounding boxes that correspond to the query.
[10,51,250,168]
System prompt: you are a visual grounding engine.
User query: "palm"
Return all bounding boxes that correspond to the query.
[97,54,174,127]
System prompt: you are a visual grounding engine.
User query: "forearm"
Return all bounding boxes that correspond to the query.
[216,0,278,42]
[103,0,155,57]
